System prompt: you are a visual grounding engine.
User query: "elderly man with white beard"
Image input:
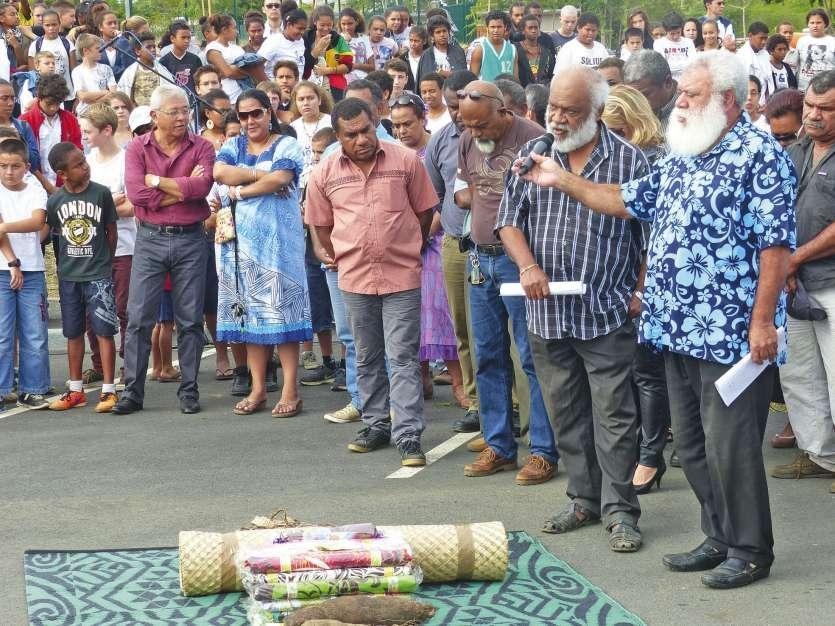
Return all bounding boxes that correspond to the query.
[497,66,648,553]
[511,51,797,589]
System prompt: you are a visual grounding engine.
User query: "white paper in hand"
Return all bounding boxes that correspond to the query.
[714,327,787,407]
[500,282,587,297]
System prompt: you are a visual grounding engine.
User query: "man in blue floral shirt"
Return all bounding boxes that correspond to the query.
[513,51,796,590]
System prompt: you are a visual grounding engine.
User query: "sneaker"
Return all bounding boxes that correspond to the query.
[265,359,279,393]
[301,350,318,370]
[452,409,480,433]
[330,366,347,391]
[464,447,517,477]
[300,363,336,386]
[348,426,390,453]
[771,452,835,479]
[324,403,361,424]
[230,366,252,397]
[82,368,103,384]
[516,455,557,485]
[397,439,426,467]
[49,391,87,411]
[95,392,119,413]
[16,393,49,409]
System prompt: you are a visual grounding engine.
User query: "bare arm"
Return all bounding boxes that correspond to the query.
[113,193,134,218]
[418,208,433,244]
[105,222,117,256]
[748,246,791,364]
[309,225,335,269]
[788,221,835,286]
[498,225,551,299]
[311,224,335,265]
[0,209,46,234]
[469,44,483,76]
[206,49,248,79]
[513,152,629,218]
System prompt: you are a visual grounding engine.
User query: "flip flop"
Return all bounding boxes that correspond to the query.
[215,368,234,381]
[272,399,303,418]
[233,397,267,415]
[158,367,182,383]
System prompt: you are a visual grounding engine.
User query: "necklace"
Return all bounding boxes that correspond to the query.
[301,114,323,140]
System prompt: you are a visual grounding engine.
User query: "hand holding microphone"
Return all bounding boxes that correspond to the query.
[512,133,567,189]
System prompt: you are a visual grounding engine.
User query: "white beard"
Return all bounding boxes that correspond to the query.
[548,111,599,153]
[475,138,496,154]
[666,94,727,156]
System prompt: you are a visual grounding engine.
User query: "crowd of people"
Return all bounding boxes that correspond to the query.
[0,0,833,592]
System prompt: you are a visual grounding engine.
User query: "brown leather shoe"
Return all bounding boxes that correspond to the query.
[771,452,835,479]
[516,455,557,485]
[467,435,487,452]
[770,421,796,449]
[464,447,516,477]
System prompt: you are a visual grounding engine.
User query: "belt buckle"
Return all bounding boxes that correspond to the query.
[162,225,179,235]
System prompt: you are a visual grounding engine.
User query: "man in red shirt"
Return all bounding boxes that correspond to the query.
[306,97,437,467]
[113,84,215,415]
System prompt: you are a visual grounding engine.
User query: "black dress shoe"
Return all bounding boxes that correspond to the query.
[180,397,201,414]
[701,557,771,589]
[452,409,480,433]
[110,398,143,415]
[663,542,727,572]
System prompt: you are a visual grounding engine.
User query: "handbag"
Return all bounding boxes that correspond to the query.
[214,199,237,244]
[787,277,827,321]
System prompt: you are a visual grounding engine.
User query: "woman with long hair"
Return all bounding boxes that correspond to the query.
[626,8,654,49]
[288,80,333,182]
[303,5,353,102]
[199,88,232,151]
[339,8,373,83]
[205,14,249,104]
[602,86,670,495]
[213,88,311,417]
[107,91,134,148]
[697,18,721,51]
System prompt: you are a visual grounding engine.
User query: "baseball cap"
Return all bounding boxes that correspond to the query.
[129,106,152,132]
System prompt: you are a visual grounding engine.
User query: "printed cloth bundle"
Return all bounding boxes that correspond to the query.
[243,565,422,601]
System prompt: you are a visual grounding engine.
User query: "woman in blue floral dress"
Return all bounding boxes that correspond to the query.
[214,89,312,417]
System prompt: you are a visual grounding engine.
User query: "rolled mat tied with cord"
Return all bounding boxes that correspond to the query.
[179,521,507,596]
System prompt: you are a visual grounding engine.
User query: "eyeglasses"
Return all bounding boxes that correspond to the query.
[393,92,426,109]
[158,107,190,118]
[237,108,267,121]
[456,89,504,105]
[772,132,797,143]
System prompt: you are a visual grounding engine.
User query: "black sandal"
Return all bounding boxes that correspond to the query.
[542,504,599,534]
[608,522,642,552]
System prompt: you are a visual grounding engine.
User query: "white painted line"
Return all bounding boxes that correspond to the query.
[0,348,217,420]
[386,432,478,479]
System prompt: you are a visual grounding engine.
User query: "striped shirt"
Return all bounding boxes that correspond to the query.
[496,124,649,340]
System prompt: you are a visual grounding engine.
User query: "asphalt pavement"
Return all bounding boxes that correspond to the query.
[0,333,833,626]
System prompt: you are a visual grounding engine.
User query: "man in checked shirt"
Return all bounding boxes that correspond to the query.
[498,66,649,552]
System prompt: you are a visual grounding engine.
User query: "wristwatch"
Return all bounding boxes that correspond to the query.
[150,175,161,189]
[8,258,21,268]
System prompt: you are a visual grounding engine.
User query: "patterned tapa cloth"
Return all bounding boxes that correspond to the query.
[243,565,421,601]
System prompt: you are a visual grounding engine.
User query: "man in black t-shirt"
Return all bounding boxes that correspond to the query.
[159,23,202,93]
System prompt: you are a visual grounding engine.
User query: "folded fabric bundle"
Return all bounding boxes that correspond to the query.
[270,524,380,544]
[246,568,423,601]
[244,564,416,586]
[240,538,413,575]
[246,598,324,626]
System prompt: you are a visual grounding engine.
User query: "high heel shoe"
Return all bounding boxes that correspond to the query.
[634,458,667,495]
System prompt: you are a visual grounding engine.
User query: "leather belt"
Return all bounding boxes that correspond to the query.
[474,243,504,256]
[140,221,202,235]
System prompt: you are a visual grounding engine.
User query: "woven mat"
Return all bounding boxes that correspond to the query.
[24,532,645,626]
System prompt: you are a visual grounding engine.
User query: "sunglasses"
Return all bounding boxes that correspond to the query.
[772,132,797,143]
[456,89,504,105]
[237,108,267,121]
[393,92,425,109]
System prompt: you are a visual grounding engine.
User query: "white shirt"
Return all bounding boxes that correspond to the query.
[71,63,116,116]
[736,41,771,92]
[555,38,610,72]
[258,33,306,82]
[28,36,76,98]
[796,35,835,91]
[38,114,62,185]
[433,49,450,73]
[653,36,695,80]
[345,34,373,82]
[0,180,48,271]
[204,40,247,103]
[407,52,420,82]
[291,113,332,184]
[0,39,10,81]
[751,114,771,133]
[426,109,451,134]
[87,147,135,257]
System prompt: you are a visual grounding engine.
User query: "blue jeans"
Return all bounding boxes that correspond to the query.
[468,252,557,462]
[325,268,359,409]
[0,271,50,396]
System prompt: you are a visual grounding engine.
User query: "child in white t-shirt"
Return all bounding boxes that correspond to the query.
[653,13,695,80]
[19,51,56,113]
[71,34,116,116]
[0,137,51,411]
[27,9,75,101]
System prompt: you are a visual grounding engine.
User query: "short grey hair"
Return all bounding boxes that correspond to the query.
[496,78,526,110]
[684,50,747,107]
[559,5,578,18]
[809,69,835,95]
[149,84,188,112]
[623,50,671,87]
[550,66,609,114]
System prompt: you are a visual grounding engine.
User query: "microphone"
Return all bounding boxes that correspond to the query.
[99,36,119,53]
[517,133,555,176]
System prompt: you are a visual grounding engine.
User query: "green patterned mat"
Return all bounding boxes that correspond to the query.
[24,531,645,625]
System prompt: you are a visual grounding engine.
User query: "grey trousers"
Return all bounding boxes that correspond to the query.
[121,225,207,404]
[529,322,640,527]
[664,352,774,567]
[341,288,424,444]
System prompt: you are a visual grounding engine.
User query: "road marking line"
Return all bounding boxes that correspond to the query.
[386,432,478,479]
[0,348,217,420]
